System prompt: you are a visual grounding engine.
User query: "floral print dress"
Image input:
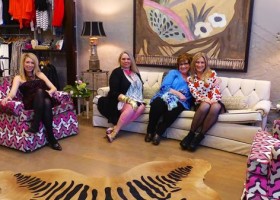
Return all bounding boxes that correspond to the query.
[187,70,222,105]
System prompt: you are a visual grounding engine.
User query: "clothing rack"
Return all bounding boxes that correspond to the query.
[1,33,30,37]
[0,56,9,59]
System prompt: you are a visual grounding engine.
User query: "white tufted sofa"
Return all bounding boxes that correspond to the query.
[93,71,271,156]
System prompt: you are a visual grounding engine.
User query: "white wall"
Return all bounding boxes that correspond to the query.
[76,0,280,105]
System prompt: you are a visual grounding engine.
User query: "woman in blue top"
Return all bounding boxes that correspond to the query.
[145,53,193,145]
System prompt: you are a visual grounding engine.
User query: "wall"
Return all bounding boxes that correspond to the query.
[76,0,280,106]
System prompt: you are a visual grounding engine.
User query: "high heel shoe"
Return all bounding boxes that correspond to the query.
[152,134,161,145]
[106,130,118,143]
[49,142,62,151]
[145,133,153,142]
[106,127,114,135]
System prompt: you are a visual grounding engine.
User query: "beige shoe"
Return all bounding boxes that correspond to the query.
[106,130,118,143]
[106,127,114,135]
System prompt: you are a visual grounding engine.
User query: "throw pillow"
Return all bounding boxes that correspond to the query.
[221,96,249,110]
[143,87,158,99]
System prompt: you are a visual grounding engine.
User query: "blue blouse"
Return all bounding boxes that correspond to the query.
[150,70,192,110]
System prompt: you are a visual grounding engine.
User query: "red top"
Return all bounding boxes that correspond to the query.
[9,0,35,29]
[52,0,64,27]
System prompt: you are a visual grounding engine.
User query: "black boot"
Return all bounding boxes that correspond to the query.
[180,131,195,150]
[188,133,205,152]
[152,134,161,145]
[145,133,154,142]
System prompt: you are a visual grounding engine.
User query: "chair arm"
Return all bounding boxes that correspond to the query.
[53,91,72,104]
[97,87,109,96]
[252,100,271,116]
[0,100,24,115]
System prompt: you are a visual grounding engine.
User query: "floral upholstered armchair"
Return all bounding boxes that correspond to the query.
[0,76,78,152]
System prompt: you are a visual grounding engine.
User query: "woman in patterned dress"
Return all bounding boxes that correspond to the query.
[145,53,193,145]
[97,51,146,142]
[180,52,225,152]
[1,53,62,151]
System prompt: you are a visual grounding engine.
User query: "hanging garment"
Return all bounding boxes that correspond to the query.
[41,63,60,90]
[0,0,3,25]
[0,44,10,76]
[8,0,35,29]
[35,0,49,31]
[52,0,64,27]
[36,10,49,31]
[35,0,48,11]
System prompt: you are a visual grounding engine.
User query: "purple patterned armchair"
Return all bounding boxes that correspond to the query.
[0,76,78,152]
[242,123,280,199]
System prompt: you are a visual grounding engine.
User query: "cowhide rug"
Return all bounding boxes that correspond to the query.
[0,159,221,200]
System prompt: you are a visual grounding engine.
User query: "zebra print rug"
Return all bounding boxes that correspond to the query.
[0,159,220,200]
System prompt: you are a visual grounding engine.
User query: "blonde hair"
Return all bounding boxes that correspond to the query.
[189,52,212,83]
[118,51,139,74]
[19,53,40,80]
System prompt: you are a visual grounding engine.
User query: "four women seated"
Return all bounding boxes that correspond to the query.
[0,51,223,152]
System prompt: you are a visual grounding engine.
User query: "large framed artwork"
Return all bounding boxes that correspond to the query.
[133,0,254,72]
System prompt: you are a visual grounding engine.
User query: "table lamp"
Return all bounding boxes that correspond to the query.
[81,21,106,71]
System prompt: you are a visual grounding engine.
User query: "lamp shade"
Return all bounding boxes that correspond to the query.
[81,21,106,37]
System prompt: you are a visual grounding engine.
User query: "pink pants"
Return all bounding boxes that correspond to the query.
[114,103,145,133]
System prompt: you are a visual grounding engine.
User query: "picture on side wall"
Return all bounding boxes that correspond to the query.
[133,0,254,72]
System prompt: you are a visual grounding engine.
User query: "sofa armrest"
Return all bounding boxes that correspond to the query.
[53,91,72,104]
[252,100,271,116]
[0,100,24,115]
[97,87,109,96]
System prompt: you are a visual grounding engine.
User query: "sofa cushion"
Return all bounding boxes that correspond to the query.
[141,72,163,99]
[221,96,249,110]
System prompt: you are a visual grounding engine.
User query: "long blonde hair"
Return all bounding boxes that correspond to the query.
[189,52,212,83]
[118,51,139,74]
[19,53,41,80]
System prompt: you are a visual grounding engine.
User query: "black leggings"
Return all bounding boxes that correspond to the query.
[147,97,185,136]
[30,89,57,144]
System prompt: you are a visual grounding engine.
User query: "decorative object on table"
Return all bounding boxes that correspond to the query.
[63,77,91,118]
[81,21,106,72]
[55,39,64,50]
[63,78,91,99]
[0,159,220,200]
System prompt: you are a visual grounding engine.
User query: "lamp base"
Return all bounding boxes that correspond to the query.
[89,59,100,72]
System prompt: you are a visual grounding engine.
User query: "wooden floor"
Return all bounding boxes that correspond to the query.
[0,115,248,200]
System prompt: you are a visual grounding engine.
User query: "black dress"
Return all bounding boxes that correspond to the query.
[19,79,58,110]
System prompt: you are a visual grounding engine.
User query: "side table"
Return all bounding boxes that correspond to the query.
[77,97,90,119]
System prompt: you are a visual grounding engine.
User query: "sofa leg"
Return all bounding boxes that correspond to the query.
[180,131,195,150]
[187,133,205,152]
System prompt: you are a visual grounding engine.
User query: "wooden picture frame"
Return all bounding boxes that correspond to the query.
[133,0,254,72]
